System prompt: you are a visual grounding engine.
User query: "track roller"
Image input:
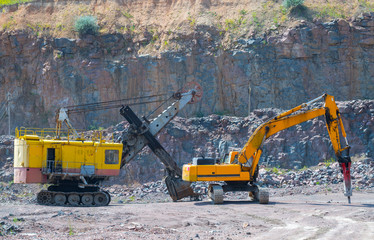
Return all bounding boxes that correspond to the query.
[68,194,80,206]
[81,194,94,206]
[94,192,109,206]
[54,194,66,205]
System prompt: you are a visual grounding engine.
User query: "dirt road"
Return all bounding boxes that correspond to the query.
[0,191,373,240]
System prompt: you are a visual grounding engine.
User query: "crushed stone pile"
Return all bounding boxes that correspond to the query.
[103,158,373,203]
[109,99,373,184]
[258,158,374,189]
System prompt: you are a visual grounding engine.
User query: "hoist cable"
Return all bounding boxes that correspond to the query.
[63,93,168,114]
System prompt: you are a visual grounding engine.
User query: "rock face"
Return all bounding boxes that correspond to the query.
[0,135,14,182]
[110,99,373,184]
[0,100,372,184]
[1,15,374,133]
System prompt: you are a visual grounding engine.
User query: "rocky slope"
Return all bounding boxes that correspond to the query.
[0,135,13,182]
[0,99,372,185]
[110,99,373,184]
[0,2,374,133]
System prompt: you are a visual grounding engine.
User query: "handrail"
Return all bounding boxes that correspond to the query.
[42,159,97,176]
[15,127,114,142]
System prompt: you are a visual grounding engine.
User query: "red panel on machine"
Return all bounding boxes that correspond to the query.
[14,167,47,183]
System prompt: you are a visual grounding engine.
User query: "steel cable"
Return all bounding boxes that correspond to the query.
[63,93,168,114]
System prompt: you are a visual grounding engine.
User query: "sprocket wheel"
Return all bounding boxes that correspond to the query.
[37,191,53,205]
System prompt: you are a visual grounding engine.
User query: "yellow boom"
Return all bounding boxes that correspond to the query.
[237,94,349,178]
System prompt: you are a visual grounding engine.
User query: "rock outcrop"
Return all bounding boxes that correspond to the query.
[0,100,372,184]
[111,99,373,184]
[0,135,14,182]
[1,14,374,133]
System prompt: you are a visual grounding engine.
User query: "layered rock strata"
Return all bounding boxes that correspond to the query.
[0,14,374,132]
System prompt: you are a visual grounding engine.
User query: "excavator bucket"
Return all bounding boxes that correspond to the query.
[165,176,199,201]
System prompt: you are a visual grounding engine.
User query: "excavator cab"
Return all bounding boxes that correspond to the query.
[220,147,241,164]
[228,151,240,164]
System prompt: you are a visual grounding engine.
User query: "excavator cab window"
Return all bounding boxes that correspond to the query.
[232,155,239,164]
[105,150,119,164]
[223,154,230,164]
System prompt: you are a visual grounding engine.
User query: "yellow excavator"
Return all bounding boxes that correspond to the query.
[13,83,203,206]
[183,94,352,204]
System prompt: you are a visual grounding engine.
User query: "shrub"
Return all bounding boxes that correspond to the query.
[74,15,99,36]
[283,0,305,9]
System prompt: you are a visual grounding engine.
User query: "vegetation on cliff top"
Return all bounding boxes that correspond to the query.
[283,0,305,9]
[0,0,373,54]
[0,0,30,7]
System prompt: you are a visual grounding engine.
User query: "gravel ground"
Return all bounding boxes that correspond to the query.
[0,191,373,240]
[0,158,372,239]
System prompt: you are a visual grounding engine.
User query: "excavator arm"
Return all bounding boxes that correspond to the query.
[51,83,203,201]
[119,83,203,201]
[236,94,352,202]
[119,90,197,168]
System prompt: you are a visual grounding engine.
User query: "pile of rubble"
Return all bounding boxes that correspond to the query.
[103,157,373,203]
[109,99,374,185]
[0,215,23,237]
[259,158,374,189]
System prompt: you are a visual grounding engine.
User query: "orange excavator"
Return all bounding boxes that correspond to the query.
[183,94,352,204]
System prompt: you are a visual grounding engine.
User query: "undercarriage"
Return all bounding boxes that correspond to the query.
[207,182,269,204]
[37,184,111,207]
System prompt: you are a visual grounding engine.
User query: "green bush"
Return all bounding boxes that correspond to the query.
[283,0,305,9]
[74,16,99,36]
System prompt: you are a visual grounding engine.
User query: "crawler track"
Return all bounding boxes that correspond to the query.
[37,190,111,207]
[208,184,224,204]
